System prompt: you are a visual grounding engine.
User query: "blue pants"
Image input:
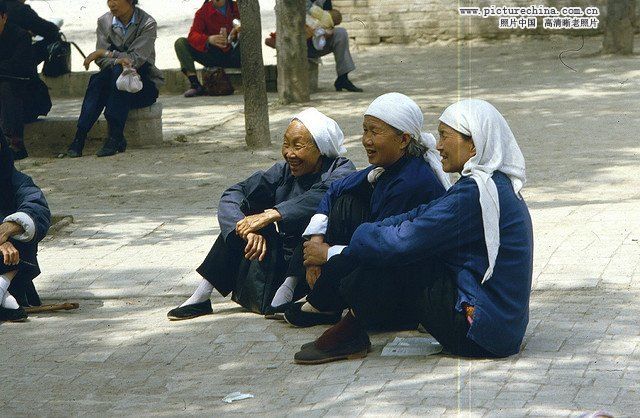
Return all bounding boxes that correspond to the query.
[76,64,158,140]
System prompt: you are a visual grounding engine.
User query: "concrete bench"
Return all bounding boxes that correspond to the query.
[24,102,163,157]
[41,63,319,98]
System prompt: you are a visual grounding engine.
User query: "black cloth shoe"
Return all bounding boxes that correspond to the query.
[334,74,363,92]
[96,137,127,157]
[264,302,292,320]
[283,301,341,328]
[66,138,85,158]
[167,300,213,321]
[9,139,28,160]
[294,333,370,364]
[0,306,28,322]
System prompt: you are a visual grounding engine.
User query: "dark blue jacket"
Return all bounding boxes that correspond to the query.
[316,154,446,223]
[344,172,534,357]
[3,170,51,244]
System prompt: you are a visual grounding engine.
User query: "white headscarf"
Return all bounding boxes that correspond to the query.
[439,99,526,284]
[364,92,451,189]
[293,108,346,158]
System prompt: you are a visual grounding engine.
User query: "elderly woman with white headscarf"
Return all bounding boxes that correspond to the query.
[167,108,355,320]
[293,99,533,364]
[269,93,450,327]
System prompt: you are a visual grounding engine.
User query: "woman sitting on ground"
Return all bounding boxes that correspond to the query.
[65,0,164,158]
[267,93,450,328]
[0,129,51,322]
[175,0,241,97]
[294,99,534,364]
[167,108,356,320]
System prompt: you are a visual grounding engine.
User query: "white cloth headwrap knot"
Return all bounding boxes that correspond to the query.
[293,108,346,158]
[439,99,526,284]
[364,92,451,189]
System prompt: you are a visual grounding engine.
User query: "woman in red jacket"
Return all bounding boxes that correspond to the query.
[174,0,241,97]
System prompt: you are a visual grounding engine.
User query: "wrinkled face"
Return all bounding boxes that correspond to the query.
[361,115,409,168]
[107,0,133,19]
[282,120,322,177]
[436,122,476,173]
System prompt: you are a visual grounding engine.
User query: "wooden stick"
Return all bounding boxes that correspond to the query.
[24,302,79,313]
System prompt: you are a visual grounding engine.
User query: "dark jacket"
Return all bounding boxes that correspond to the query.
[0,22,35,78]
[5,0,60,65]
[187,0,240,53]
[218,156,356,242]
[345,172,534,357]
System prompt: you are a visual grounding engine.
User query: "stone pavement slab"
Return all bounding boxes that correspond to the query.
[2,36,640,416]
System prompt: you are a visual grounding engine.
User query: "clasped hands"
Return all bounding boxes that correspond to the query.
[0,222,22,266]
[302,237,330,288]
[235,209,281,262]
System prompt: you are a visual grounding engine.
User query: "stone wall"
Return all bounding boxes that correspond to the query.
[333,0,635,44]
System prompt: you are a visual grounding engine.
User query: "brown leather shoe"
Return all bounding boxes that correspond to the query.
[294,332,370,365]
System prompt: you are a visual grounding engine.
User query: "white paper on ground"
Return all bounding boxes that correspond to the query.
[222,392,254,403]
[381,337,443,357]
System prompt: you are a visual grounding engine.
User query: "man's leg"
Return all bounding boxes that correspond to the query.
[0,266,27,322]
[67,69,111,157]
[100,66,135,157]
[175,37,206,96]
[309,28,361,92]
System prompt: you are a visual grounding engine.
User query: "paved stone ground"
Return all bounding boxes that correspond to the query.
[2,36,640,417]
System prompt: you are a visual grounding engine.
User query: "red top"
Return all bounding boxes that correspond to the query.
[187,0,240,53]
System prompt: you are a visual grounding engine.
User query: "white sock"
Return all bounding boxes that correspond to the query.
[271,276,298,307]
[0,275,19,310]
[180,279,214,307]
[1,293,19,310]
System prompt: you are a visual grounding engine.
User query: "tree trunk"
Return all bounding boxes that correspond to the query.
[238,0,271,148]
[275,0,310,103]
[602,0,636,55]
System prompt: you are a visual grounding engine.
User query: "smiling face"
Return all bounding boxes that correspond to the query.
[436,122,476,173]
[361,115,410,168]
[282,120,322,177]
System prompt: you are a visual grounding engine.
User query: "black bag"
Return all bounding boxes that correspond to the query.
[231,236,287,314]
[42,33,86,77]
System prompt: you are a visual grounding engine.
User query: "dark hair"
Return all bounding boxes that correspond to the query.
[390,125,428,158]
[0,0,6,15]
[131,0,138,5]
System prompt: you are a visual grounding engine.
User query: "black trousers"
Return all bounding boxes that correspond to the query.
[76,65,158,141]
[1,239,42,307]
[174,37,241,73]
[0,78,51,139]
[196,228,295,314]
[340,257,496,358]
[286,187,371,304]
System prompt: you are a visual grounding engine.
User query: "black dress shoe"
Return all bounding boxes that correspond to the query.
[10,144,28,160]
[334,75,363,92]
[264,302,292,320]
[96,137,127,157]
[66,138,85,158]
[294,333,370,365]
[167,300,213,321]
[300,337,371,352]
[0,306,28,322]
[283,301,341,328]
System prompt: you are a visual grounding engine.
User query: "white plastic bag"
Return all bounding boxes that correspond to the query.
[116,66,143,93]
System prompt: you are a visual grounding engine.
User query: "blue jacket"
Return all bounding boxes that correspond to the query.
[344,172,534,357]
[1,169,51,245]
[316,154,446,223]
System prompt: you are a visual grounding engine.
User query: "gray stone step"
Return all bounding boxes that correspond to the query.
[24,103,163,157]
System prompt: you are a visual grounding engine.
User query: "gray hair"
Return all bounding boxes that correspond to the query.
[390,126,427,157]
